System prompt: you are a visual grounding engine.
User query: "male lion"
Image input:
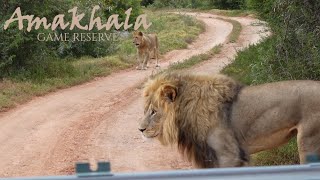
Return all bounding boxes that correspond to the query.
[133,31,160,70]
[139,72,320,168]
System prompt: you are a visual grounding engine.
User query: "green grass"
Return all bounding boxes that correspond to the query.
[169,54,211,70]
[166,8,254,17]
[222,37,275,85]
[0,56,132,111]
[168,45,222,70]
[216,17,242,43]
[252,139,299,166]
[0,11,205,112]
[207,9,255,17]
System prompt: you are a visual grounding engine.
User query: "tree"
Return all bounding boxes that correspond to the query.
[103,0,142,30]
[0,0,72,77]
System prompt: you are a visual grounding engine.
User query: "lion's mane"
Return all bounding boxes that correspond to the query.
[143,73,242,168]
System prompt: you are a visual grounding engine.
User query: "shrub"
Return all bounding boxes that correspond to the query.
[225,0,320,83]
[0,0,72,78]
[251,0,320,82]
[245,0,275,18]
[103,0,142,28]
[152,0,207,9]
[208,0,245,9]
[141,0,155,7]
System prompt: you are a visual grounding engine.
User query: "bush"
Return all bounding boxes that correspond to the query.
[225,0,320,84]
[104,0,142,28]
[152,0,208,9]
[141,0,155,7]
[269,0,320,80]
[151,0,245,9]
[250,0,320,82]
[245,0,274,18]
[56,3,118,58]
[208,0,245,9]
[222,37,277,85]
[0,0,72,78]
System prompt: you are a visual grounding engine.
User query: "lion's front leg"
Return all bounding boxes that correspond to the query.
[207,128,249,167]
[136,51,144,70]
[141,52,149,70]
[297,121,320,164]
[154,48,160,68]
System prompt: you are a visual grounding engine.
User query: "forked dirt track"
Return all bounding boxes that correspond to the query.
[0,12,269,177]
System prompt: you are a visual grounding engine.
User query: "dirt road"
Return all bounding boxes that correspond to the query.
[0,12,269,177]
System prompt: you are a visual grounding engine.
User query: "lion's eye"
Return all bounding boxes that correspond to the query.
[150,109,156,116]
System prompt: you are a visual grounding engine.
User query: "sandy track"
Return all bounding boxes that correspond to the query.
[0,13,269,177]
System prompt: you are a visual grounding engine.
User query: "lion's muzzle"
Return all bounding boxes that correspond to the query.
[133,42,140,47]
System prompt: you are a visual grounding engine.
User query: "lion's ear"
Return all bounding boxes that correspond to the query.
[161,85,177,102]
[138,31,143,36]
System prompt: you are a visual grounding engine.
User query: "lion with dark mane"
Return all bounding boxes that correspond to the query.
[139,72,320,168]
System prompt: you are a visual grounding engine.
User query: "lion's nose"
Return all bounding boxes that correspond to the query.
[139,128,146,132]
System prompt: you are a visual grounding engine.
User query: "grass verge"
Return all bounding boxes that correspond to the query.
[207,9,255,17]
[167,8,254,17]
[221,37,274,85]
[0,11,205,112]
[252,139,299,166]
[168,45,222,70]
[216,17,242,43]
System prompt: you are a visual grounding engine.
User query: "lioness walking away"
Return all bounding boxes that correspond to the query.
[133,31,159,70]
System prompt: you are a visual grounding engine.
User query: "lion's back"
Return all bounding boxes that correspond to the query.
[230,80,320,141]
[143,34,157,49]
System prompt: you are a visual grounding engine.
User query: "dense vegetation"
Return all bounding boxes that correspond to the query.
[144,0,244,9]
[224,0,320,84]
